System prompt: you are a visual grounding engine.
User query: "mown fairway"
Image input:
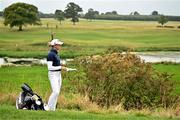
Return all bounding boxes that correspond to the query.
[0,18,180,58]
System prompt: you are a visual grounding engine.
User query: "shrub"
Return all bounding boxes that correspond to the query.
[157,25,175,28]
[106,46,130,54]
[164,26,175,28]
[74,53,178,110]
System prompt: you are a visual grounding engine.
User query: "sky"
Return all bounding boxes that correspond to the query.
[0,0,180,16]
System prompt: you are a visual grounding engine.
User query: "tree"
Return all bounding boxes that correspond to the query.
[134,11,140,15]
[152,11,158,15]
[55,10,64,24]
[101,13,105,15]
[85,8,94,21]
[130,12,133,15]
[105,11,118,15]
[85,8,99,21]
[112,11,118,15]
[158,15,168,27]
[38,11,55,18]
[3,2,40,31]
[0,11,3,16]
[94,11,99,16]
[105,12,112,15]
[64,2,82,25]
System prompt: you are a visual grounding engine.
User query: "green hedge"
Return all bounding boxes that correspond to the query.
[92,15,180,21]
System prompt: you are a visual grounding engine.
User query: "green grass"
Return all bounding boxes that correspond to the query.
[0,64,179,96]
[153,64,180,95]
[0,66,49,95]
[0,18,180,58]
[0,65,77,99]
[0,64,179,119]
[0,105,179,120]
[0,18,180,119]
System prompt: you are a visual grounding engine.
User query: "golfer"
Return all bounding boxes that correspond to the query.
[47,39,67,111]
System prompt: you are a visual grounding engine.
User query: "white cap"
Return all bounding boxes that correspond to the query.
[49,39,64,46]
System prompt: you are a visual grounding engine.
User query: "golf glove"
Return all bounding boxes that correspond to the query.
[66,68,77,72]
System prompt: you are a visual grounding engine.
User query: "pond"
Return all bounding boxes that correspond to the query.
[136,52,180,63]
[0,52,180,66]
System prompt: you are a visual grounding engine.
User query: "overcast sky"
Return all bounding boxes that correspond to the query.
[0,0,180,16]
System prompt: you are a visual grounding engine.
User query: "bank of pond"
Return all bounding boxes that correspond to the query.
[1,52,180,66]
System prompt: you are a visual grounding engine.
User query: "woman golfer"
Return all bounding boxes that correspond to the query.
[47,39,72,111]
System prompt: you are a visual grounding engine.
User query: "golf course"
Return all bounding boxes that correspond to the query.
[0,17,180,120]
[0,18,180,58]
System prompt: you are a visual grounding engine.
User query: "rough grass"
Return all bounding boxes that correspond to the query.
[0,64,180,119]
[153,64,180,95]
[0,18,180,58]
[0,64,179,101]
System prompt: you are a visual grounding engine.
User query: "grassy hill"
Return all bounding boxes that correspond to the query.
[0,18,180,58]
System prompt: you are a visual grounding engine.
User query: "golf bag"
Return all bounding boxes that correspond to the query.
[16,83,45,110]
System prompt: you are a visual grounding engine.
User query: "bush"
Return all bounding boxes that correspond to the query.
[164,26,175,28]
[74,53,178,110]
[157,26,175,28]
[106,46,130,54]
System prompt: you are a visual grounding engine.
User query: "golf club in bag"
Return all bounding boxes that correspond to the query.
[16,83,45,110]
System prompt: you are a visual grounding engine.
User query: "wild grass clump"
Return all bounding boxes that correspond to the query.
[57,94,99,111]
[106,46,130,53]
[73,52,179,110]
[0,92,17,105]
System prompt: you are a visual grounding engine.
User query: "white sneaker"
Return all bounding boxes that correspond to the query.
[44,104,49,111]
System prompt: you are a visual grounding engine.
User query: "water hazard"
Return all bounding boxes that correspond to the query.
[0,52,180,66]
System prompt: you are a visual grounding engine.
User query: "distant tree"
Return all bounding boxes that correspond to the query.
[130,11,140,15]
[55,10,64,24]
[105,12,112,15]
[152,11,158,15]
[130,12,133,15]
[79,13,85,18]
[0,11,3,16]
[112,11,118,15]
[94,11,99,15]
[134,11,140,15]
[85,8,94,21]
[101,13,105,15]
[3,2,40,31]
[85,8,99,21]
[105,11,118,15]
[158,15,168,27]
[64,2,83,25]
[38,12,55,18]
